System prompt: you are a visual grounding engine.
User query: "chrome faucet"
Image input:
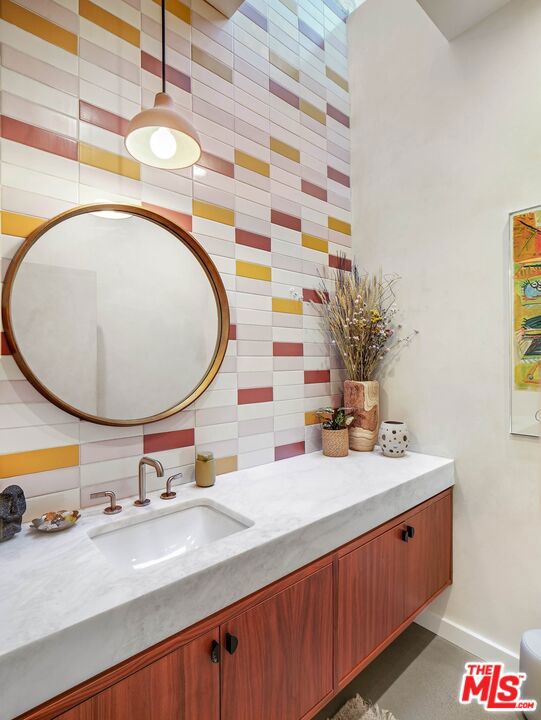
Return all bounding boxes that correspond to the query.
[134,456,164,507]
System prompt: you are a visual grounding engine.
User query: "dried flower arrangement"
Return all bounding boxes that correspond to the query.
[316,259,416,382]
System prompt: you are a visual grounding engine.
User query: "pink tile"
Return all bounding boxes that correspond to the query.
[273,342,304,356]
[80,436,144,464]
[141,51,191,94]
[238,387,274,404]
[144,428,195,453]
[327,103,350,127]
[269,80,300,110]
[275,441,305,461]
[1,116,78,160]
[327,166,350,188]
[79,101,129,136]
[304,370,331,384]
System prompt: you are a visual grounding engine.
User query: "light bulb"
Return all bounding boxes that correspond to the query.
[149,127,177,160]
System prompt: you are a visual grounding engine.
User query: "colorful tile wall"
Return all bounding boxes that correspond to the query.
[0,0,351,516]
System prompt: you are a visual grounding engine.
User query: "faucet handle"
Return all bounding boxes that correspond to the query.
[160,472,183,500]
[90,490,122,515]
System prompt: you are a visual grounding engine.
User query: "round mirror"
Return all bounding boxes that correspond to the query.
[1,205,229,426]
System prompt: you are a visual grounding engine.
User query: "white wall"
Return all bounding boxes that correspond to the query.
[348,0,541,658]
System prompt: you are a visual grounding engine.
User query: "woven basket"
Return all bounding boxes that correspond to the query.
[322,428,349,457]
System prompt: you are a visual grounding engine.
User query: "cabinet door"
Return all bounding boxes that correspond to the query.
[55,630,219,720]
[404,493,452,617]
[336,524,406,683]
[220,564,333,720]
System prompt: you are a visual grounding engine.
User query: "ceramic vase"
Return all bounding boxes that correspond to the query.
[343,380,380,452]
[378,420,409,457]
[322,428,349,457]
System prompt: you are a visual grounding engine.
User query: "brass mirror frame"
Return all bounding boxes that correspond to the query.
[1,204,230,426]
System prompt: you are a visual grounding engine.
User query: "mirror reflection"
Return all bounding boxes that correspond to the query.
[4,207,228,425]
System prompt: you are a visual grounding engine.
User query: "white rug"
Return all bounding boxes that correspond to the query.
[329,694,399,720]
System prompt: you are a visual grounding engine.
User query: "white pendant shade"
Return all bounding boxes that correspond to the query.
[125,92,201,169]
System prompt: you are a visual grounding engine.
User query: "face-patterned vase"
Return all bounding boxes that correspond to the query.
[343,380,380,452]
[378,421,409,457]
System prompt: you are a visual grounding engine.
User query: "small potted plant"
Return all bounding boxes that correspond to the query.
[316,407,354,457]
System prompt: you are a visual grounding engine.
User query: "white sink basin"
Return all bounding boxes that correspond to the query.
[90,502,251,571]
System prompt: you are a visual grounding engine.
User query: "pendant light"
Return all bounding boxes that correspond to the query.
[125,0,201,169]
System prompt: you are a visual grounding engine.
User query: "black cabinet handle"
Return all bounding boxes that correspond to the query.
[210,640,220,664]
[225,632,239,655]
[407,525,415,538]
[401,529,409,542]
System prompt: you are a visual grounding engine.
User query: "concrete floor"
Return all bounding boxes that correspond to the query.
[316,623,521,720]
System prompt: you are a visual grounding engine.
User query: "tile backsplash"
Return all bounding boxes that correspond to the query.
[0,0,351,517]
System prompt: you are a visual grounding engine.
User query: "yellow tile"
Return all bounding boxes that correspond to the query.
[305,411,320,426]
[326,66,349,92]
[0,0,78,54]
[192,46,232,83]
[80,0,140,47]
[236,260,272,282]
[302,233,328,253]
[270,137,300,163]
[1,211,43,238]
[154,0,191,25]
[269,51,300,82]
[0,445,79,479]
[79,144,140,181]
[328,216,351,236]
[300,99,326,126]
[192,200,234,226]
[215,455,238,475]
[235,150,270,178]
[272,297,303,315]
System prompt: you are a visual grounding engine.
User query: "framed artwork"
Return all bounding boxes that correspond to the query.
[510,206,541,436]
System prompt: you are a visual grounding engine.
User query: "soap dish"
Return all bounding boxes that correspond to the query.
[30,510,81,533]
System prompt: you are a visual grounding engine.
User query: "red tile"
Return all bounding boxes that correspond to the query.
[298,18,324,49]
[1,333,11,356]
[238,387,273,404]
[235,228,271,252]
[327,103,350,128]
[229,324,237,340]
[269,80,300,110]
[273,342,303,356]
[271,209,301,232]
[79,101,128,136]
[327,166,350,188]
[0,116,77,160]
[142,202,192,232]
[304,370,330,384]
[275,441,305,461]
[144,428,194,453]
[303,288,326,303]
[329,255,352,271]
[198,151,234,178]
[301,179,327,202]
[141,51,191,93]
[239,2,267,31]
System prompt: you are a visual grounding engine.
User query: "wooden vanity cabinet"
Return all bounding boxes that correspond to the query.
[220,564,334,720]
[53,630,219,720]
[18,489,452,720]
[336,492,453,686]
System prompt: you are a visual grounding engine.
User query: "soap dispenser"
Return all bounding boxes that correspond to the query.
[195,451,216,487]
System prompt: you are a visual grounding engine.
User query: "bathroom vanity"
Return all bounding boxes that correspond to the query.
[2,451,453,720]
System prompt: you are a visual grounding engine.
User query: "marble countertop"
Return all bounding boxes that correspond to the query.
[0,449,454,720]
